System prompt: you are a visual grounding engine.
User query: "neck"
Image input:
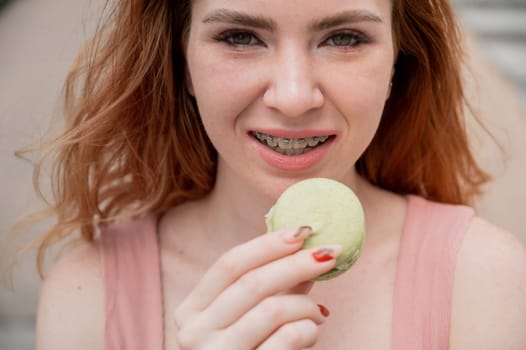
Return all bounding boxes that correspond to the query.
[198,160,381,250]
[159,158,407,271]
[159,158,407,274]
[202,165,275,248]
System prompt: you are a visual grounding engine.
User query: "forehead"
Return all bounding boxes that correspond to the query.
[190,0,392,27]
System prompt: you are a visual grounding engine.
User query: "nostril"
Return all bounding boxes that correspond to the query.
[312,87,325,107]
[263,84,324,117]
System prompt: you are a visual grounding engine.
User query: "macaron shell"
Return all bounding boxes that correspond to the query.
[265,178,365,280]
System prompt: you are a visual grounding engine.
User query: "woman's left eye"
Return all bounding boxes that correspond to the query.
[323,32,369,47]
[216,31,262,47]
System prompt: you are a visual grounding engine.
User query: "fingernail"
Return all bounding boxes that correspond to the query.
[283,226,312,243]
[312,245,341,262]
[318,304,330,317]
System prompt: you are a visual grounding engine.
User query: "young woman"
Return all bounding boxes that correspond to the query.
[34,0,526,349]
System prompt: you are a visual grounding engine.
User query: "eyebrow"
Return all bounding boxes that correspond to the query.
[202,9,277,31]
[202,9,383,32]
[308,10,383,31]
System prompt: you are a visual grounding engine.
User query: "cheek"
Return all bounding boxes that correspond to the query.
[329,71,390,124]
[188,56,265,132]
[323,61,391,151]
[321,46,393,116]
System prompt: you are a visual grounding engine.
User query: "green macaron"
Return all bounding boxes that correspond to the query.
[265,178,365,281]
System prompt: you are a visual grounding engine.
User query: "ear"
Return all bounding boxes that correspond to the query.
[386,68,395,100]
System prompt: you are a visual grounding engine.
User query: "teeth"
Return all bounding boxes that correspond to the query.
[252,131,331,155]
[278,138,292,150]
[307,137,320,147]
[266,136,278,147]
[254,132,265,141]
[276,147,306,156]
[292,139,307,149]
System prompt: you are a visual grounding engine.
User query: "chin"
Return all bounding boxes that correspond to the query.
[253,174,327,202]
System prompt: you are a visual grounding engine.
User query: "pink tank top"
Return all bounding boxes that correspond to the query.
[100,195,474,350]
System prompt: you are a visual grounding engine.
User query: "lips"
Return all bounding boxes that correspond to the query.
[249,130,336,172]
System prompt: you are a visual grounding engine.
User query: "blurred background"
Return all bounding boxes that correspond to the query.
[1,0,525,348]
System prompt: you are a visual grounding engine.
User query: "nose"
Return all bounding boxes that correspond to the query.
[263,48,324,117]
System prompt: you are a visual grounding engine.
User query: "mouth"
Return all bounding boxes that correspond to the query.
[250,131,335,156]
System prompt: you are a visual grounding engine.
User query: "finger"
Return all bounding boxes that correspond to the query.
[199,245,341,329]
[256,319,320,350]
[288,281,314,295]
[222,295,326,349]
[175,226,312,326]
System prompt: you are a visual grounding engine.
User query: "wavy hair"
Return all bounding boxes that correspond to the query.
[356,0,490,202]
[27,0,489,274]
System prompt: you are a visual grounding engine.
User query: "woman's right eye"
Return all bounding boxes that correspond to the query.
[215,31,262,47]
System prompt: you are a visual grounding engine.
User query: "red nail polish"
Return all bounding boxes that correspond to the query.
[312,248,335,262]
[318,304,330,317]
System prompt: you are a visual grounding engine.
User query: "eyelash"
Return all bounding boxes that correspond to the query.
[214,30,262,47]
[323,30,371,48]
[214,29,371,49]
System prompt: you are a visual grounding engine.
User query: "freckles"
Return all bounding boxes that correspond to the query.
[346,71,390,106]
[338,81,379,111]
[331,77,388,130]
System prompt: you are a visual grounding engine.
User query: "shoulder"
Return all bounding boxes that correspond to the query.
[35,239,104,350]
[450,216,526,349]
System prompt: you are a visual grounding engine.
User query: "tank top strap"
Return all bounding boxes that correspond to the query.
[392,195,474,350]
[100,213,164,350]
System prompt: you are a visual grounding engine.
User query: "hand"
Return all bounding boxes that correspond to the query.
[174,226,341,349]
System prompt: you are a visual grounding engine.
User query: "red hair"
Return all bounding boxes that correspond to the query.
[357,0,490,202]
[25,0,489,274]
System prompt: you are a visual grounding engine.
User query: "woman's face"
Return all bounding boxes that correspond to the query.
[186,0,395,198]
